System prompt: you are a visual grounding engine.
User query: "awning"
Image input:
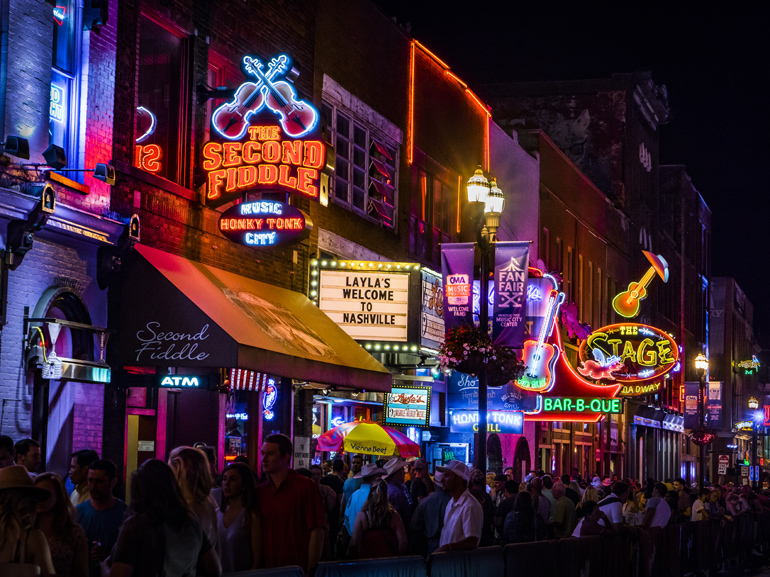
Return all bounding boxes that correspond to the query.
[633,406,664,429]
[662,413,684,433]
[118,244,392,391]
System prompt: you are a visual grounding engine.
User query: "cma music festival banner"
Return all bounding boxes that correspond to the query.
[441,243,475,331]
[683,382,701,430]
[707,381,723,430]
[493,241,530,347]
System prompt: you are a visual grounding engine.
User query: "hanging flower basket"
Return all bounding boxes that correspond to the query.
[689,426,715,446]
[439,325,525,384]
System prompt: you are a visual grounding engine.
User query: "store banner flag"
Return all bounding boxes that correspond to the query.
[493,241,530,347]
[707,381,723,430]
[441,243,475,331]
[683,382,701,429]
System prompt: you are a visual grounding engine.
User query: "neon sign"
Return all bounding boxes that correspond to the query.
[612,251,669,318]
[217,200,312,247]
[204,53,324,206]
[516,290,565,392]
[226,413,249,420]
[136,106,157,143]
[542,397,622,414]
[136,144,162,172]
[450,410,523,434]
[577,323,678,396]
[738,355,761,373]
[157,375,208,388]
[50,85,64,123]
[53,6,66,25]
[263,379,277,420]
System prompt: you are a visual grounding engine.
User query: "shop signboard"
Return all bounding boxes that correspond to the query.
[383,385,431,427]
[218,200,312,248]
[420,268,444,350]
[317,268,410,342]
[156,375,209,388]
[447,371,539,412]
[449,410,523,434]
[492,241,530,347]
[202,53,328,207]
[577,323,679,396]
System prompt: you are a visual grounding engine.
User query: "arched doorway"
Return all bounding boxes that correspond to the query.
[487,433,503,473]
[512,436,531,482]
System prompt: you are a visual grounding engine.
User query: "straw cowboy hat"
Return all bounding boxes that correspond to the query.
[0,466,51,501]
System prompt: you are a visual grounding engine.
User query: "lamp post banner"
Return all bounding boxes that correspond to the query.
[707,381,723,430]
[684,381,701,429]
[441,243,475,331]
[492,241,530,347]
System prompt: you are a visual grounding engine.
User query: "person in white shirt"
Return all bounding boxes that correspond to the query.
[435,460,483,553]
[69,449,99,506]
[691,488,710,522]
[597,481,628,530]
[641,483,671,529]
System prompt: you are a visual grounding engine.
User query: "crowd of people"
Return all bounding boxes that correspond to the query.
[1,431,769,576]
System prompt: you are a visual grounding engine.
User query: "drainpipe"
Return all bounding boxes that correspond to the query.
[0,0,9,136]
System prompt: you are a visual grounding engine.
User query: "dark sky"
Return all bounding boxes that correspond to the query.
[374,2,770,343]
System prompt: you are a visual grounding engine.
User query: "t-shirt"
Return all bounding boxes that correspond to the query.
[439,489,483,548]
[552,495,577,539]
[76,499,128,577]
[542,489,557,522]
[410,477,429,504]
[598,495,624,526]
[645,497,671,528]
[320,474,344,496]
[112,513,211,577]
[342,478,363,512]
[494,496,517,523]
[565,487,581,506]
[691,499,706,522]
[345,484,371,535]
[257,470,326,571]
[70,485,90,506]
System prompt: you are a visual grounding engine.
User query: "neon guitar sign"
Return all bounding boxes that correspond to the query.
[212,54,318,140]
[612,251,669,318]
[516,290,565,392]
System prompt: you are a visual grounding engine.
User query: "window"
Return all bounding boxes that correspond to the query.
[323,101,397,229]
[578,254,584,319]
[137,16,187,183]
[541,228,550,268]
[50,0,82,173]
[203,55,241,144]
[433,178,450,234]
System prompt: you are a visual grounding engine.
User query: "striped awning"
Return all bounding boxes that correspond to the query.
[229,369,271,391]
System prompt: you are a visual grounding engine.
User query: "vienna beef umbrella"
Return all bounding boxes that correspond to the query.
[316,420,420,459]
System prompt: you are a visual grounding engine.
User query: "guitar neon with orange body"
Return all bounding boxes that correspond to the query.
[612,251,669,318]
[212,55,288,140]
[517,290,565,392]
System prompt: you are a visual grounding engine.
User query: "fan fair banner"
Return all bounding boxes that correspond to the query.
[441,243,475,331]
[493,241,530,347]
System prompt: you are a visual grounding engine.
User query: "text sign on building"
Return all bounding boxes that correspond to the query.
[204,53,326,205]
[449,410,523,434]
[420,269,444,350]
[383,385,430,427]
[318,270,409,342]
[156,375,209,388]
[218,200,312,247]
[577,323,678,396]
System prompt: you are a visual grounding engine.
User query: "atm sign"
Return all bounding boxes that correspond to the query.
[157,375,209,388]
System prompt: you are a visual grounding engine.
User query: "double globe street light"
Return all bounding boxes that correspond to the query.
[465,167,505,472]
[695,353,709,489]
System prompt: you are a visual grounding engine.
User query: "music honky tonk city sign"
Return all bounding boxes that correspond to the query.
[203,53,327,205]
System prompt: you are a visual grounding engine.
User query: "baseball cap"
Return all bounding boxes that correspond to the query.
[413,458,428,471]
[354,463,387,479]
[434,470,446,489]
[436,460,471,482]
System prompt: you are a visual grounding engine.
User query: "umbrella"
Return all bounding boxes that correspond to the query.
[316,420,420,459]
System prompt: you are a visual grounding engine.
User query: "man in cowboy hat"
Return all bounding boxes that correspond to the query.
[384,458,412,528]
[343,462,388,538]
[435,460,482,553]
[0,465,56,572]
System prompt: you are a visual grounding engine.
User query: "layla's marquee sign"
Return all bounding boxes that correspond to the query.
[203,54,327,205]
[577,323,678,396]
[218,200,312,247]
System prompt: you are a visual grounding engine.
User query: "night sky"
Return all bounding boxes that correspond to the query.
[374,2,770,344]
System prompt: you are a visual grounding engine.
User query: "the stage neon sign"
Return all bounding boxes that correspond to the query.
[577,323,678,397]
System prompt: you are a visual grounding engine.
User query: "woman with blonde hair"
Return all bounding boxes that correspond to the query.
[0,465,56,575]
[348,478,407,558]
[169,446,218,548]
[576,485,600,519]
[34,472,88,577]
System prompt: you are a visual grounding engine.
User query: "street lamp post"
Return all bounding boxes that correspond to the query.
[465,168,505,473]
[695,353,709,489]
[749,397,760,488]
